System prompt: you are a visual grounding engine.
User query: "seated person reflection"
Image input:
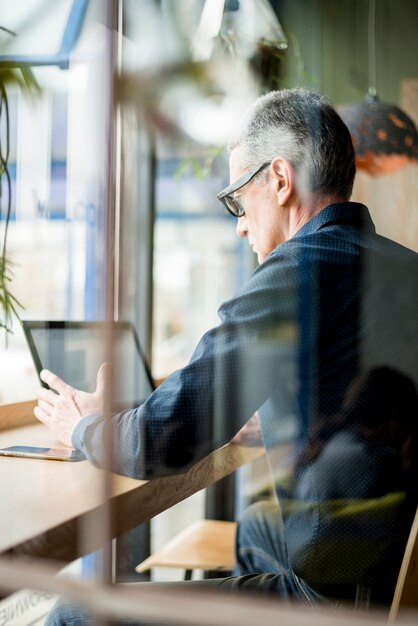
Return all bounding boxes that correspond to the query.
[34,89,418,624]
[235,367,418,606]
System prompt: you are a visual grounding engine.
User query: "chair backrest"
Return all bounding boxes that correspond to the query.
[389,507,418,621]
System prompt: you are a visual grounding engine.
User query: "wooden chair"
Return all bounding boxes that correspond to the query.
[389,507,418,621]
[136,520,236,581]
[137,506,418,619]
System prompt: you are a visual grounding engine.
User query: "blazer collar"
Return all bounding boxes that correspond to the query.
[293,202,376,240]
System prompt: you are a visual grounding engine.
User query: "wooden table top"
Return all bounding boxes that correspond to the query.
[0,422,264,563]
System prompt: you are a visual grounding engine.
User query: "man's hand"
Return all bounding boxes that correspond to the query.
[34,363,109,447]
[230,413,263,447]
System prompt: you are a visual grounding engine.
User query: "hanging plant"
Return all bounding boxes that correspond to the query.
[0,65,39,339]
[0,78,24,337]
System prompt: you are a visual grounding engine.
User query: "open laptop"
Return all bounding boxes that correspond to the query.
[22,320,155,412]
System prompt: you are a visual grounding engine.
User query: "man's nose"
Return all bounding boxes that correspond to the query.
[236,217,248,238]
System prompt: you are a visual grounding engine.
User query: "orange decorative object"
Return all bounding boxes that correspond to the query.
[339,97,418,176]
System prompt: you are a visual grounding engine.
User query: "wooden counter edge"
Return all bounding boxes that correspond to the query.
[9,443,265,563]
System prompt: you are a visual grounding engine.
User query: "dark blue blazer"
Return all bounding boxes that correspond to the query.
[74,202,418,600]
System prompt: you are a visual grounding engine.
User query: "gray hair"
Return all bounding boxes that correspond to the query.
[228,88,356,201]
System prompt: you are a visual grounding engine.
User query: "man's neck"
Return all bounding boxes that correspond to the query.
[286,194,346,240]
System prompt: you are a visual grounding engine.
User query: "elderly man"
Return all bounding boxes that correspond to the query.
[37,89,418,623]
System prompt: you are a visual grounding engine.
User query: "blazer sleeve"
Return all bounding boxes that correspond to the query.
[72,247,305,479]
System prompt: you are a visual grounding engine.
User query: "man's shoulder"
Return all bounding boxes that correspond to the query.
[273,222,418,263]
[266,227,358,265]
[251,226,418,301]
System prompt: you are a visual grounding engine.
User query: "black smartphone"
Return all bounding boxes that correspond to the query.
[0,445,85,462]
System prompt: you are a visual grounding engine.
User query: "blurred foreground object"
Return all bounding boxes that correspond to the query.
[120,0,287,145]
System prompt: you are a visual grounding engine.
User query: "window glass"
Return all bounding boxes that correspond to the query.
[0,1,417,624]
[0,0,109,403]
[152,141,253,378]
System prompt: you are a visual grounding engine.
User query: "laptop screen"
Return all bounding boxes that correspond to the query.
[23,321,155,411]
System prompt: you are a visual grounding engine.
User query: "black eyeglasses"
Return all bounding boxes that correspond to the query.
[217,161,271,217]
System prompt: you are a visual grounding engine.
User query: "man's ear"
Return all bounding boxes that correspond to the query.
[271,157,293,206]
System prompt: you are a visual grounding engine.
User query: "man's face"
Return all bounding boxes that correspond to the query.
[229,150,284,264]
